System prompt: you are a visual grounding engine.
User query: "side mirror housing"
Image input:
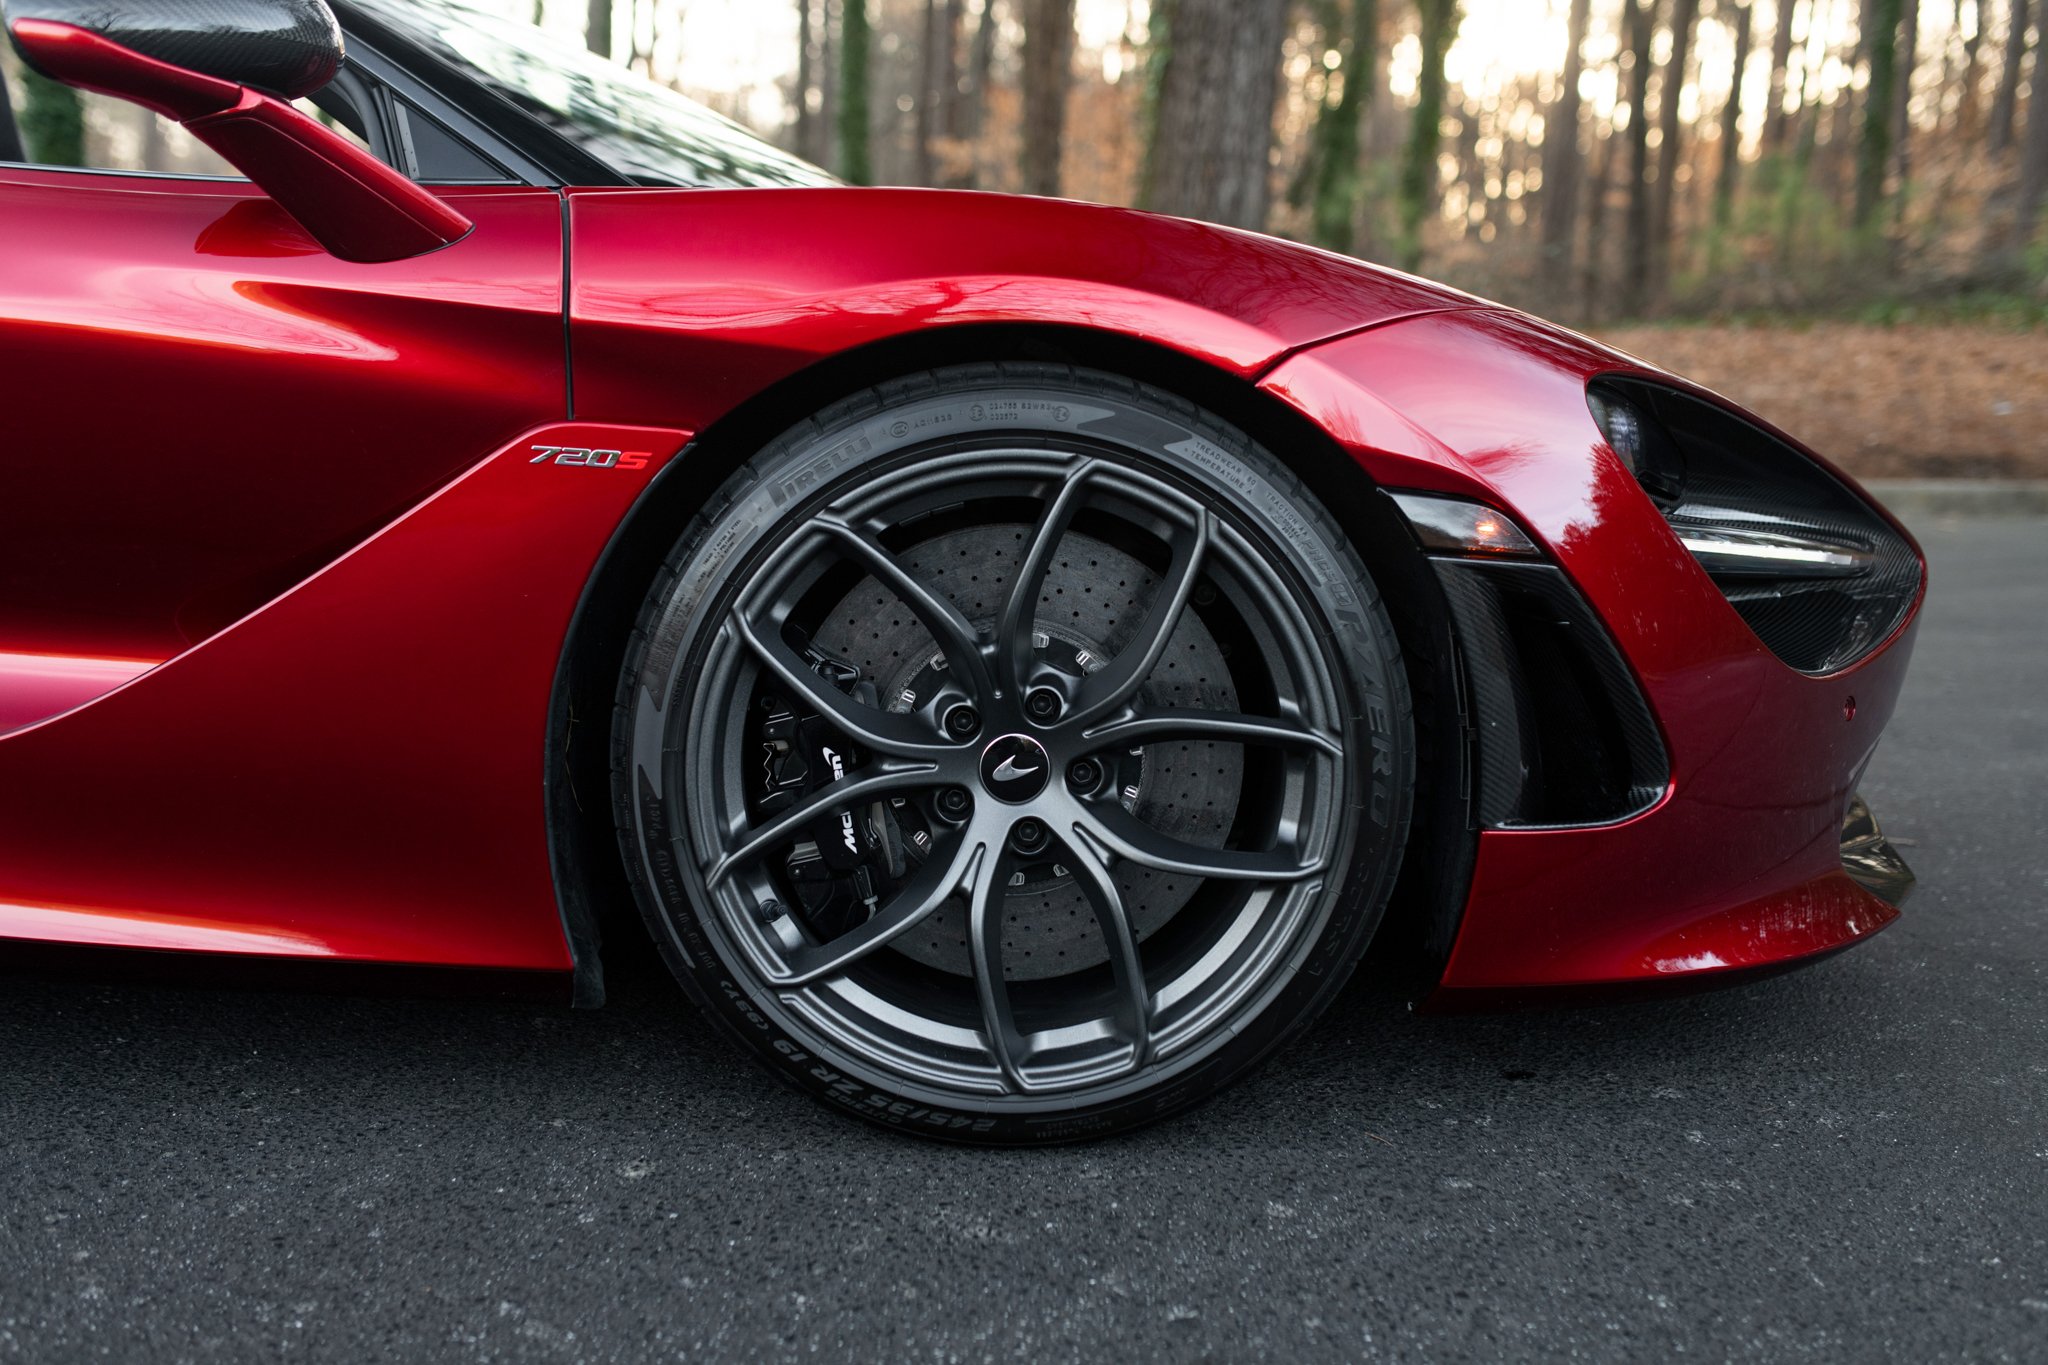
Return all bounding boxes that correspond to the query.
[5,0,471,263]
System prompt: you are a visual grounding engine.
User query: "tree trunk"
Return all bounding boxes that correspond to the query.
[839,0,873,185]
[819,0,838,168]
[1146,0,1291,229]
[1717,2,1756,228]
[1396,0,1460,269]
[2019,11,2048,241]
[1308,0,1377,253]
[957,0,997,187]
[1137,0,1176,208]
[1620,0,1660,316]
[795,0,818,162]
[19,63,84,167]
[0,64,23,165]
[1763,0,1802,153]
[1581,114,1618,317]
[1855,0,1903,227]
[1020,0,1075,197]
[585,0,611,59]
[1952,0,1984,137]
[939,0,965,140]
[1890,0,1919,217]
[917,0,940,184]
[1989,0,2031,154]
[1542,0,1594,263]
[1650,0,1702,300]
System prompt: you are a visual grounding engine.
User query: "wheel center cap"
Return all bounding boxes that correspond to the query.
[979,734,1051,803]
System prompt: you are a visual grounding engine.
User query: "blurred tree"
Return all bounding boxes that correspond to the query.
[2020,11,2048,241]
[1306,0,1376,253]
[795,0,820,163]
[1398,0,1460,269]
[1136,0,1174,207]
[19,62,83,168]
[841,0,873,184]
[586,0,612,58]
[1620,0,1660,314]
[1021,0,1075,196]
[917,0,941,182]
[933,0,967,183]
[1146,0,1290,228]
[1855,0,1904,227]
[1989,0,2029,153]
[1542,0,1595,264]
[1948,0,1985,137]
[1763,0,1802,153]
[965,0,998,149]
[1717,1,1757,230]
[1890,0,1919,221]
[0,65,22,164]
[1651,0,1703,298]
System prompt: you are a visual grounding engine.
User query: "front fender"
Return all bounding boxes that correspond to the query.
[563,186,1481,427]
[1259,309,1922,995]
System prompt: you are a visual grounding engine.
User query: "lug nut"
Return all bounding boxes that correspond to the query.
[936,787,972,820]
[1067,759,1099,791]
[1025,687,1063,722]
[1010,818,1050,856]
[944,704,980,739]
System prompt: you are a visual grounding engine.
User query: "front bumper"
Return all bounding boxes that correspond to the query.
[1259,307,1925,997]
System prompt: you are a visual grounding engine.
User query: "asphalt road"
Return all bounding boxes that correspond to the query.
[3,518,2044,1364]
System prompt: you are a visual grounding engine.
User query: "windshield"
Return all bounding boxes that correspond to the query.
[340,0,835,189]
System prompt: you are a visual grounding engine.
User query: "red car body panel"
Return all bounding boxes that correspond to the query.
[0,159,1921,1001]
[0,171,563,677]
[1260,310,1923,996]
[563,186,1480,427]
[0,411,684,967]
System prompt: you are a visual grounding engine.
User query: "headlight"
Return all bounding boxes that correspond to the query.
[1587,379,1919,675]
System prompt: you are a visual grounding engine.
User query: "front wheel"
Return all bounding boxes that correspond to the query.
[613,365,1413,1143]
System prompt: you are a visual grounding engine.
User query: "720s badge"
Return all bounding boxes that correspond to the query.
[529,445,651,469]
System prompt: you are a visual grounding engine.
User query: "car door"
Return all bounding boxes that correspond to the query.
[0,59,565,729]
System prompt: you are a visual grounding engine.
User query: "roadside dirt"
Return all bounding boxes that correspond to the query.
[1593,323,2048,479]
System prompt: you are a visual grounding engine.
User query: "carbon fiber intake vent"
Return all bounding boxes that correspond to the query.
[1435,560,1669,829]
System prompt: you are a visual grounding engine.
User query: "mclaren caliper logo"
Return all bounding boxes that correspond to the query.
[529,445,651,470]
[820,746,860,854]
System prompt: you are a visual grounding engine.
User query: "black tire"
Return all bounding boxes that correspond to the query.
[612,364,1413,1143]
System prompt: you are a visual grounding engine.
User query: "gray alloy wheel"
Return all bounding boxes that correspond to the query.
[613,365,1413,1143]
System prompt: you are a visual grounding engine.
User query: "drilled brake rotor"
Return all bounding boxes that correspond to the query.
[810,524,1242,980]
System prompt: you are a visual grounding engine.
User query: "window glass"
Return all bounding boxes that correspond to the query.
[340,0,834,188]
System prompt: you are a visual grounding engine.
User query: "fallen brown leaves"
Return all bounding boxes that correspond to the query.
[1593,323,2048,479]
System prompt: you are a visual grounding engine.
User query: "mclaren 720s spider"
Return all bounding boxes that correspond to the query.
[0,0,1923,1141]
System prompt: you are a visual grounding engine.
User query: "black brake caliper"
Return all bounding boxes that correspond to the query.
[756,645,931,941]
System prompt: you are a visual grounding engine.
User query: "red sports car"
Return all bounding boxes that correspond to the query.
[1,0,1921,1141]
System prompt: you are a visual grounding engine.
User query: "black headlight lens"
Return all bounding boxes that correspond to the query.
[1587,379,1920,675]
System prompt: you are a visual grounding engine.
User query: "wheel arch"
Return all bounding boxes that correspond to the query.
[546,322,1474,1005]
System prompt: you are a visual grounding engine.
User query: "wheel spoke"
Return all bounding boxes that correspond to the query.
[815,516,993,696]
[729,609,956,759]
[774,828,975,986]
[1064,511,1211,729]
[1060,826,1153,1072]
[705,761,941,888]
[1076,797,1326,882]
[995,459,1098,696]
[966,841,1032,1091]
[1081,707,1343,757]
